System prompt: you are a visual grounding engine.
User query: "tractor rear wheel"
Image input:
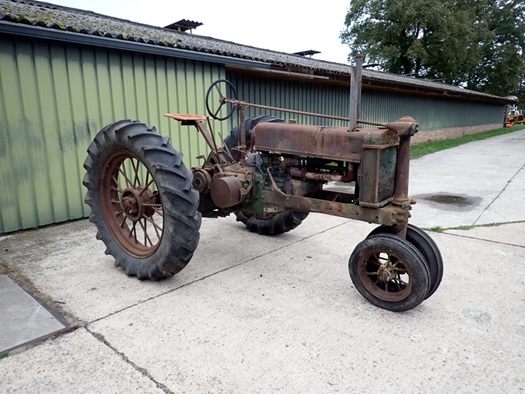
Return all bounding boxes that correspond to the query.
[224,114,283,161]
[226,115,309,235]
[235,211,309,236]
[83,120,201,280]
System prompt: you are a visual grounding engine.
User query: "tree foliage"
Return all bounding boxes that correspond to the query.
[340,0,525,102]
[468,0,525,98]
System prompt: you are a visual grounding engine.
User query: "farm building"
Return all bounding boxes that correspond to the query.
[0,0,515,233]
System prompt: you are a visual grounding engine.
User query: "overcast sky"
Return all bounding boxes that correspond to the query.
[47,0,352,64]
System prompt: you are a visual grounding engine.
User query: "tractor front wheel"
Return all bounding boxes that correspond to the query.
[349,233,430,312]
[367,224,443,299]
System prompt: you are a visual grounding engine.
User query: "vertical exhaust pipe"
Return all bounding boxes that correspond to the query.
[349,54,363,132]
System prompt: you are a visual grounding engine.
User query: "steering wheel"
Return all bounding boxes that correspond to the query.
[205,79,238,121]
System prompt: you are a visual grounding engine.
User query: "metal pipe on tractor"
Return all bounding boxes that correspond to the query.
[83,55,443,312]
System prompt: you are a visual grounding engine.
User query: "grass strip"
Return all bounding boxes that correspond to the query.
[410,124,525,158]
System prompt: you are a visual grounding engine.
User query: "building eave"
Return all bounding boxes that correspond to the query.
[0,21,271,69]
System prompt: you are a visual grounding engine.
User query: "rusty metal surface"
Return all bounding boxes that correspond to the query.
[253,123,398,162]
[177,72,416,235]
[168,117,230,167]
[164,114,209,121]
[99,151,163,258]
[385,117,418,136]
[222,98,390,128]
[354,236,415,302]
[349,54,363,131]
[177,77,416,235]
[192,121,222,163]
[358,147,397,207]
[261,191,409,226]
[228,99,352,123]
[206,164,257,209]
[288,167,355,183]
[290,179,323,197]
[210,176,243,208]
[192,169,212,193]
[393,135,411,207]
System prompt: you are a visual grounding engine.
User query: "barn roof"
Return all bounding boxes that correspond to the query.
[0,0,514,103]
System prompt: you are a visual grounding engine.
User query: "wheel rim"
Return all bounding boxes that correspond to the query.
[99,151,163,258]
[367,224,443,299]
[357,249,413,302]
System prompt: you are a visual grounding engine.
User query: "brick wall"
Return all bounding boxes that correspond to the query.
[412,123,503,145]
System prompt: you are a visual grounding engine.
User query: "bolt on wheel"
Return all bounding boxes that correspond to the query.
[349,233,430,312]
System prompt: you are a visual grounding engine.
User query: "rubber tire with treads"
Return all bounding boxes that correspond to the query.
[224,115,284,161]
[349,233,430,312]
[83,120,201,280]
[367,224,443,299]
[226,114,309,235]
[235,211,309,236]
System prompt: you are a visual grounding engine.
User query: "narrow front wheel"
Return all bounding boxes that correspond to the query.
[367,224,443,299]
[349,233,430,312]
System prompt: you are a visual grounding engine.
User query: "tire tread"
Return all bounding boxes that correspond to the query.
[83,120,201,280]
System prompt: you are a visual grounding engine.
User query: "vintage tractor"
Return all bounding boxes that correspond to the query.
[505,104,525,126]
[83,57,443,312]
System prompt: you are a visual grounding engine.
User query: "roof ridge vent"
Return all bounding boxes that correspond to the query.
[292,50,321,58]
[164,19,203,34]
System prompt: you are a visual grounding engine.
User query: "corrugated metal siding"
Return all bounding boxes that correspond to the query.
[0,36,224,233]
[226,72,503,131]
[226,73,350,127]
[0,35,506,234]
[361,91,503,131]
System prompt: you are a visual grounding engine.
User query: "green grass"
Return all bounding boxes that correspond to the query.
[425,226,445,233]
[455,225,475,231]
[410,124,525,158]
[424,220,525,233]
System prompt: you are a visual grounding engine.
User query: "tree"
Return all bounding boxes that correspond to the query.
[468,0,525,101]
[340,0,525,102]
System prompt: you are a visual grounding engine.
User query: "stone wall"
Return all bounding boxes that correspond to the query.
[412,123,503,145]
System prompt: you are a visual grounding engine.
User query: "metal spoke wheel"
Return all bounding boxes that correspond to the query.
[99,151,163,257]
[367,224,443,299]
[349,233,430,312]
[83,120,201,280]
[205,79,238,121]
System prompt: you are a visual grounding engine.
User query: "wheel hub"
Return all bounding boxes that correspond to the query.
[377,261,398,283]
[121,187,157,221]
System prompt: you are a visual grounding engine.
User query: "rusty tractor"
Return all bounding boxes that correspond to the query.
[83,57,443,312]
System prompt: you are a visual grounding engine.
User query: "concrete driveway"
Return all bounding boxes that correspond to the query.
[1,129,524,393]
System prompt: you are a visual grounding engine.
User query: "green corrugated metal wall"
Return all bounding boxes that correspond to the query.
[227,73,350,127]
[0,36,224,233]
[0,35,506,234]
[227,73,504,130]
[361,90,503,130]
